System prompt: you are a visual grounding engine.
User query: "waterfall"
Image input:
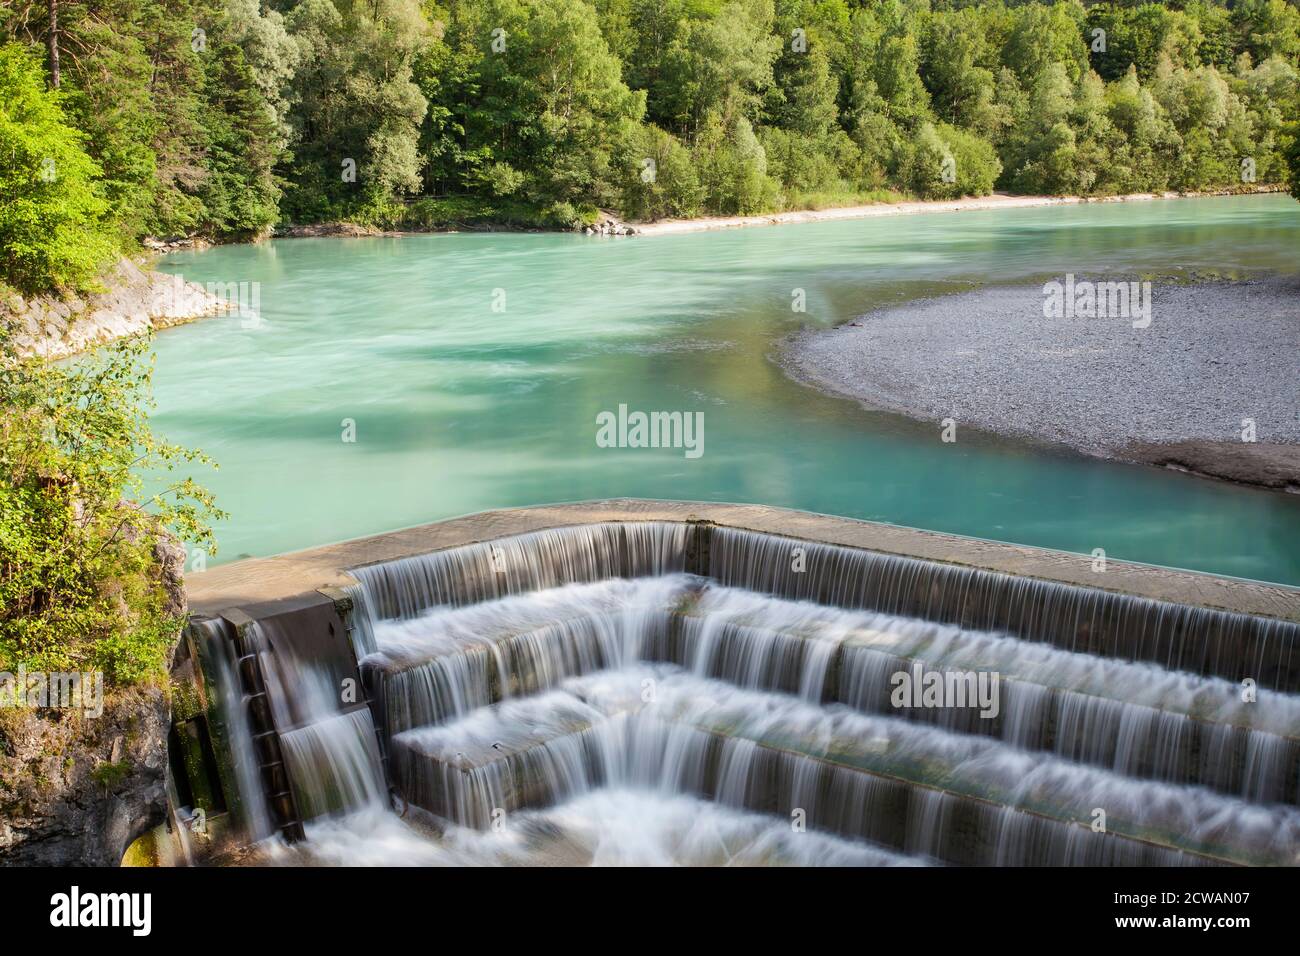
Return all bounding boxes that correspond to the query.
[280,710,387,819]
[360,575,686,735]
[385,666,1299,864]
[242,620,387,823]
[201,521,1300,866]
[348,522,689,623]
[709,526,1300,692]
[191,618,274,842]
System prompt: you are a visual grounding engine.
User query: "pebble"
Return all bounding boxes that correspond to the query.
[785,276,1300,452]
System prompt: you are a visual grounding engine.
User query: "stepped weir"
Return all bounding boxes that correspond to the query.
[152,501,1300,866]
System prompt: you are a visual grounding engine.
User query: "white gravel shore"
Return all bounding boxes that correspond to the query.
[630,188,1281,236]
[784,276,1300,489]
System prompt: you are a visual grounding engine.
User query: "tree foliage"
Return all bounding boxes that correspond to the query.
[0,44,116,293]
[3,0,1299,292]
[0,337,224,684]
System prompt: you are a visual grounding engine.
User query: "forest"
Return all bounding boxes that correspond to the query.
[2,0,1299,293]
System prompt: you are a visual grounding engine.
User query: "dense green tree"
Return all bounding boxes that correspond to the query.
[659,0,782,137]
[1186,0,1237,70]
[39,0,165,241]
[280,0,430,221]
[896,120,1001,199]
[766,31,838,137]
[421,0,645,221]
[619,122,701,219]
[0,43,115,292]
[197,40,282,236]
[4,0,1299,292]
[1,0,295,247]
[136,0,212,236]
[1288,118,1300,201]
[1086,3,1204,82]
[1233,0,1300,64]
[224,0,302,147]
[693,110,777,213]
[922,8,1007,139]
[1004,62,1087,193]
[1002,0,1088,83]
[1103,64,1180,191]
[1151,59,1245,190]
[622,0,688,128]
[869,4,933,128]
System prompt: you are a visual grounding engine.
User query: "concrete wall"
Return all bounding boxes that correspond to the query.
[187,499,1300,623]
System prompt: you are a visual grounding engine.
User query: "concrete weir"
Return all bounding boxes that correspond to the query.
[166,500,1300,866]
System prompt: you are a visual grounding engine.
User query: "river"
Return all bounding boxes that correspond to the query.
[153,194,1300,584]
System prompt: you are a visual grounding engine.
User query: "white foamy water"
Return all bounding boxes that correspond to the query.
[264,791,926,867]
[210,523,1300,866]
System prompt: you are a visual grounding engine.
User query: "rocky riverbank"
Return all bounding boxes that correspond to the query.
[2,258,229,360]
[275,210,638,238]
[0,685,173,866]
[0,537,187,866]
[189,189,1284,244]
[630,186,1284,236]
[783,275,1300,492]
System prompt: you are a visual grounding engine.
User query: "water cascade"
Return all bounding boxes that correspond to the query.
[244,617,386,821]
[193,617,274,842]
[708,528,1300,691]
[332,522,1300,865]
[182,519,1300,865]
[180,608,387,851]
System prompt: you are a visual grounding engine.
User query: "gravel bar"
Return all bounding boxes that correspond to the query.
[783,276,1300,490]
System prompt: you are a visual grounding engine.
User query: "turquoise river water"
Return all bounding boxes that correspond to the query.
[153,195,1300,585]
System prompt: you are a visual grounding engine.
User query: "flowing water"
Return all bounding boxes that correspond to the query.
[194,618,275,842]
[244,619,387,822]
[152,195,1300,584]
[214,522,1300,867]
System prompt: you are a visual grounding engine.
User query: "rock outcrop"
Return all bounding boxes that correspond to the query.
[2,258,228,360]
[583,213,636,236]
[0,687,172,866]
[0,537,187,866]
[142,236,212,254]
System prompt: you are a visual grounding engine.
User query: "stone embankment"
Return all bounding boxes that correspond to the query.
[2,258,228,360]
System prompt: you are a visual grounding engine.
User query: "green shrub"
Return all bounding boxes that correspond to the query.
[0,337,223,686]
[694,113,780,215]
[897,122,1001,200]
[761,127,840,196]
[476,162,527,198]
[92,760,132,788]
[401,196,498,228]
[1288,99,1300,200]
